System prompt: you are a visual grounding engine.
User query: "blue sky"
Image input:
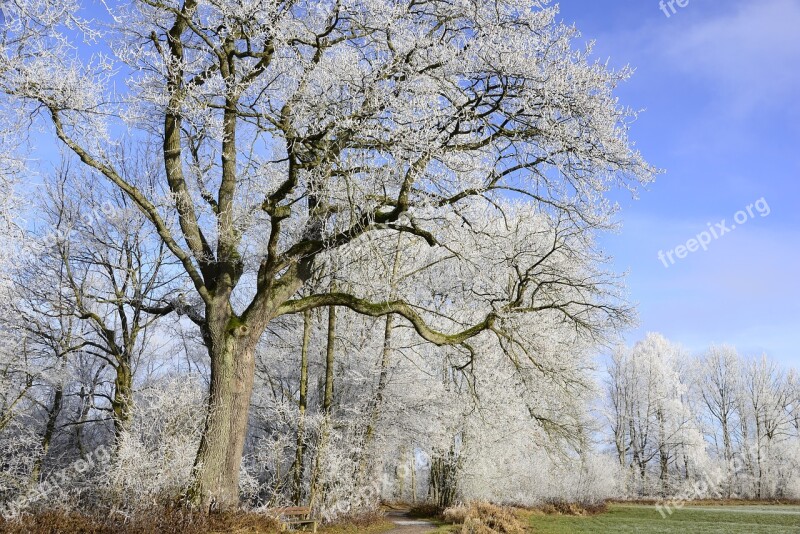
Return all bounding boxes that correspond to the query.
[556,0,800,364]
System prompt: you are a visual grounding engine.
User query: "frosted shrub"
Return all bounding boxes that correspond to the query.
[248,394,384,520]
[560,454,624,504]
[306,423,382,522]
[106,376,205,510]
[0,423,41,502]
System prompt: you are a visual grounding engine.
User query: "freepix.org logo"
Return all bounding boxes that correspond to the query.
[659,0,691,18]
[658,198,771,268]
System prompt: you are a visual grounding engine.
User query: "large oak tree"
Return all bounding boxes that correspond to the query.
[0,0,654,509]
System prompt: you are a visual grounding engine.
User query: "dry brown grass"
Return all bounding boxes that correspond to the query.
[0,507,283,534]
[319,509,392,533]
[460,517,496,534]
[536,501,608,516]
[442,505,469,524]
[318,518,394,534]
[0,506,399,534]
[440,502,526,534]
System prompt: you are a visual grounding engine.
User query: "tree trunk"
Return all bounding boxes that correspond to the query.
[658,409,668,496]
[755,414,763,499]
[357,313,393,479]
[429,445,460,509]
[112,361,134,441]
[293,310,312,505]
[323,304,336,414]
[395,444,407,500]
[31,384,63,482]
[722,417,733,498]
[357,241,401,479]
[614,410,626,468]
[628,420,643,495]
[309,304,336,509]
[186,314,259,511]
[410,450,417,504]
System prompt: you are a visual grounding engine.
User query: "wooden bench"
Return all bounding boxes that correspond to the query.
[271,506,318,533]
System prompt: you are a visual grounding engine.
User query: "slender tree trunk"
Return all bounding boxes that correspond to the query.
[628,420,643,495]
[756,434,763,500]
[429,445,460,509]
[309,304,336,509]
[74,369,100,460]
[293,310,312,504]
[323,304,336,414]
[722,417,733,498]
[358,241,401,479]
[31,385,63,482]
[658,409,668,496]
[395,444,407,500]
[410,449,417,504]
[614,404,627,468]
[358,313,393,476]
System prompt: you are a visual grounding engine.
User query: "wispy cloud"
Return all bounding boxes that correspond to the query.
[660,0,800,115]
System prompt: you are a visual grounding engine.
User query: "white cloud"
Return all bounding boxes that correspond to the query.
[661,0,800,114]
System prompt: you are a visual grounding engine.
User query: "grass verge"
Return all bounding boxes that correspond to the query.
[526,503,800,533]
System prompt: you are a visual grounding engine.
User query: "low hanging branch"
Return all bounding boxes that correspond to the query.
[276,292,499,347]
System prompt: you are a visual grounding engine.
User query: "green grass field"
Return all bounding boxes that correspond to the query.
[527,504,800,533]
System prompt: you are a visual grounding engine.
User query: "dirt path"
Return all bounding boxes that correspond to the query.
[383,509,438,534]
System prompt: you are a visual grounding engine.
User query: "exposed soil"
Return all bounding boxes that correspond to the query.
[383,508,439,534]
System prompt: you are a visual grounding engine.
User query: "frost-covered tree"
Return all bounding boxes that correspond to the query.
[694,345,741,497]
[607,336,800,501]
[739,355,794,499]
[27,169,181,439]
[0,89,41,498]
[606,334,703,496]
[0,0,654,508]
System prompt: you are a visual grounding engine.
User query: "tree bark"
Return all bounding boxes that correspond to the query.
[722,416,733,498]
[31,384,63,482]
[323,305,336,415]
[293,310,312,505]
[112,361,133,440]
[356,313,394,481]
[309,304,337,509]
[357,240,401,479]
[185,305,260,511]
[658,408,668,496]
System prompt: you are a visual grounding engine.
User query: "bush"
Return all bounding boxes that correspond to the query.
[107,376,206,511]
[0,423,41,502]
[461,516,496,534]
[539,500,607,516]
[442,504,469,524]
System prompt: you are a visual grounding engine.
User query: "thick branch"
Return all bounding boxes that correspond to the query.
[48,110,211,303]
[275,292,496,346]
[162,0,215,269]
